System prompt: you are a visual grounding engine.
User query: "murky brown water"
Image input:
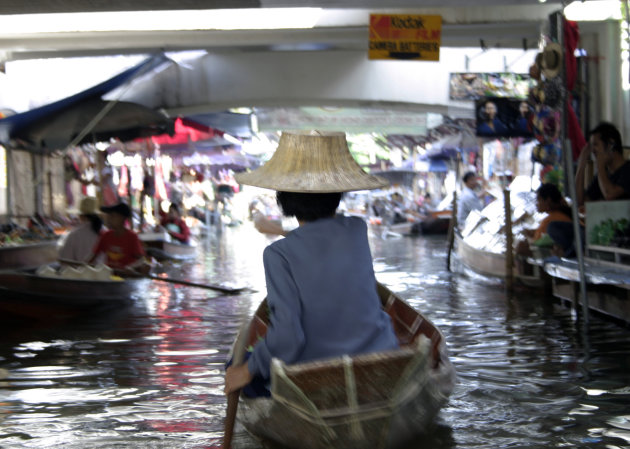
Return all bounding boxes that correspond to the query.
[1,222,630,448]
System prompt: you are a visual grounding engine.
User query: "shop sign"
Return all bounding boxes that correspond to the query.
[369,14,442,61]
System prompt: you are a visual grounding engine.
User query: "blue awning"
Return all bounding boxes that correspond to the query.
[416,159,449,172]
[0,54,172,152]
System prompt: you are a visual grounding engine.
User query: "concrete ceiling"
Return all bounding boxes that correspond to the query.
[0,1,569,61]
[0,1,567,14]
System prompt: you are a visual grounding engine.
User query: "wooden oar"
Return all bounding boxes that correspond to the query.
[223,320,252,449]
[146,273,246,294]
[58,259,246,294]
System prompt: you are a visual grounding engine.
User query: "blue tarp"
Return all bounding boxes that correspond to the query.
[0,54,172,152]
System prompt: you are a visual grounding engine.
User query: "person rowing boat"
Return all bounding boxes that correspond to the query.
[224,130,397,397]
[87,202,151,276]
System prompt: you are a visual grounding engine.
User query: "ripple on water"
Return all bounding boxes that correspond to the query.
[1,228,630,449]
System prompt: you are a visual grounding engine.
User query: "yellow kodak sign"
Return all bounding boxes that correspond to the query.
[369,14,442,61]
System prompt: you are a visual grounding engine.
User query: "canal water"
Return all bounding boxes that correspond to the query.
[1,222,630,449]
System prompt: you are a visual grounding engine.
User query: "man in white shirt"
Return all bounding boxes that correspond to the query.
[457,171,484,230]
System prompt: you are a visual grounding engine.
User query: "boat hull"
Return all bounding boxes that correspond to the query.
[142,239,197,261]
[0,270,146,306]
[0,241,58,270]
[233,283,456,449]
[454,233,548,288]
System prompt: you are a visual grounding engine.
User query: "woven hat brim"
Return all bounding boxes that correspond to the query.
[234,131,390,193]
[235,168,389,193]
[542,43,562,79]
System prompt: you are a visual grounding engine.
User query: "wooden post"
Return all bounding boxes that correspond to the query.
[503,188,513,291]
[96,150,105,208]
[447,152,462,272]
[446,191,458,272]
[47,171,53,217]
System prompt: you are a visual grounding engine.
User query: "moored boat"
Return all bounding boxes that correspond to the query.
[542,200,630,325]
[415,209,452,235]
[139,231,197,261]
[452,187,550,289]
[231,282,456,449]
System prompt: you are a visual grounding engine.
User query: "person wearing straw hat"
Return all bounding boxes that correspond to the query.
[224,130,399,397]
[59,196,105,263]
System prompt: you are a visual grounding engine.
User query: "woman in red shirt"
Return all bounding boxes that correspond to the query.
[159,203,190,244]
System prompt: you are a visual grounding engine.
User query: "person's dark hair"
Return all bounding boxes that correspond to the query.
[462,171,476,183]
[87,214,103,234]
[169,203,180,215]
[590,121,622,153]
[276,191,343,222]
[536,183,571,217]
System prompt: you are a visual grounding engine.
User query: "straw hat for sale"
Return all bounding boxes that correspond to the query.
[234,130,389,192]
[542,42,562,79]
[79,196,99,215]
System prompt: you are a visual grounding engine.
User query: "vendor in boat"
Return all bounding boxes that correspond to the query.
[515,183,572,258]
[224,130,400,397]
[88,202,150,276]
[158,203,191,244]
[59,196,104,263]
[457,171,485,230]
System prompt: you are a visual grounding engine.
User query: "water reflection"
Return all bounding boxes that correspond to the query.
[0,224,629,448]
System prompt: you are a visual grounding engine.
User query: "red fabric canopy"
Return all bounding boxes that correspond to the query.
[150,117,222,145]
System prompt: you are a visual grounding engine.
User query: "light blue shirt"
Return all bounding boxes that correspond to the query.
[248,215,399,379]
[457,186,483,229]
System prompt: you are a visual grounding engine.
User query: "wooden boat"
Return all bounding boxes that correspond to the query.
[542,200,630,325]
[415,210,452,235]
[0,240,58,270]
[543,256,630,324]
[231,282,456,449]
[454,231,548,288]
[139,232,197,261]
[0,267,147,308]
[452,189,551,289]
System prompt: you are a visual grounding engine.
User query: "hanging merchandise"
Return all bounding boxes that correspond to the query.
[562,20,587,160]
[528,42,563,184]
[118,164,129,198]
[154,154,168,201]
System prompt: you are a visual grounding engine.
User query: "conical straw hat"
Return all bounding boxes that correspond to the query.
[542,42,562,79]
[235,130,389,192]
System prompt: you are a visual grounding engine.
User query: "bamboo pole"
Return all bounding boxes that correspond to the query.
[555,12,589,325]
[446,152,462,271]
[446,191,458,272]
[503,188,513,291]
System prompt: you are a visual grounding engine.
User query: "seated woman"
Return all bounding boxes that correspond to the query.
[159,203,190,244]
[516,183,572,259]
[224,131,399,398]
[59,196,104,263]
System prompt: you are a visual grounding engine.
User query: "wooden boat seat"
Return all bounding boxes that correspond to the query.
[272,345,425,413]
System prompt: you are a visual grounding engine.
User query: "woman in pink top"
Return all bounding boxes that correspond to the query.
[516,183,572,258]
